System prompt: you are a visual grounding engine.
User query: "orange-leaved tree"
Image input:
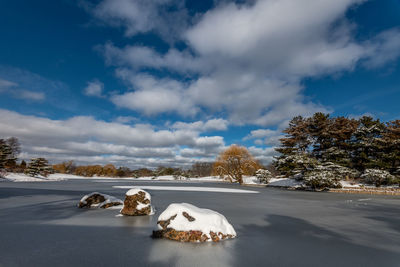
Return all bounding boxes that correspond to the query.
[213,145,261,184]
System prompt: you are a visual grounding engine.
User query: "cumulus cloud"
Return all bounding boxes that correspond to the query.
[248,146,279,165]
[171,118,228,132]
[0,109,226,167]
[84,80,104,97]
[111,72,197,116]
[87,0,189,42]
[0,78,45,101]
[101,43,204,74]
[244,129,285,146]
[94,0,400,127]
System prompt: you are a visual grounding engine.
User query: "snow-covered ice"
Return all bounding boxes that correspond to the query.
[114,185,259,194]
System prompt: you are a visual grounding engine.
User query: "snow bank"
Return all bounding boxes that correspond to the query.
[154,203,236,242]
[4,173,65,182]
[267,178,304,188]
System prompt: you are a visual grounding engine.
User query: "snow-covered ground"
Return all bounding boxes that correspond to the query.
[2,172,301,188]
[7,172,396,191]
[114,185,259,194]
[2,173,66,182]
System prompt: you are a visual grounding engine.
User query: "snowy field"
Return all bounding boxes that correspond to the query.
[0,179,399,266]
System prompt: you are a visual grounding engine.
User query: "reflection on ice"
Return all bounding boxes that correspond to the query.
[148,238,236,267]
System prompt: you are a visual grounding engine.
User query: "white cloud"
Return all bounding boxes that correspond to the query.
[88,0,188,42]
[171,118,228,132]
[84,80,104,97]
[111,73,197,116]
[245,128,284,146]
[363,28,400,68]
[0,78,45,101]
[102,43,204,73]
[114,116,138,124]
[248,146,279,165]
[0,109,226,168]
[0,78,18,90]
[95,0,400,127]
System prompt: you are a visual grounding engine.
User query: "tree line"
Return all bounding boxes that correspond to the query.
[274,113,400,188]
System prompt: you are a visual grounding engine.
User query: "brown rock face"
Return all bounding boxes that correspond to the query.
[120,191,152,216]
[152,212,234,242]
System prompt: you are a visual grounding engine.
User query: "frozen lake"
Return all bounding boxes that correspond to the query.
[0,179,399,266]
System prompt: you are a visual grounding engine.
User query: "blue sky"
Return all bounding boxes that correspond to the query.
[0,0,399,168]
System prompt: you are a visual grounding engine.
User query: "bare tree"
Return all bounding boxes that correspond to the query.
[213,145,261,184]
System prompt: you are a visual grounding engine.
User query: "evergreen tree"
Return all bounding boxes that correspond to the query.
[0,139,16,177]
[381,120,400,174]
[350,116,386,171]
[321,117,358,167]
[25,158,53,177]
[275,116,311,175]
[308,113,332,159]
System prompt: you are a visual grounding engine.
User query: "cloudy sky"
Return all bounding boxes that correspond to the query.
[0,0,399,168]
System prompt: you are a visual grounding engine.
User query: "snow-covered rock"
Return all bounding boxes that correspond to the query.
[120,188,153,216]
[78,192,123,209]
[152,203,236,242]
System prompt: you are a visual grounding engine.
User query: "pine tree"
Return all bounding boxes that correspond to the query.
[351,116,386,171]
[275,116,312,175]
[0,139,16,177]
[308,113,332,159]
[321,117,358,167]
[25,158,53,177]
[381,120,400,174]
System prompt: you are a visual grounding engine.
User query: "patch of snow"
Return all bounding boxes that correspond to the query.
[4,173,65,182]
[242,176,261,185]
[48,173,88,179]
[267,178,304,188]
[114,186,258,194]
[157,203,236,240]
[126,188,151,201]
[340,181,362,188]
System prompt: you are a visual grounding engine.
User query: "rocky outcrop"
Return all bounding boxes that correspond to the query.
[78,192,123,209]
[120,188,153,216]
[152,203,236,242]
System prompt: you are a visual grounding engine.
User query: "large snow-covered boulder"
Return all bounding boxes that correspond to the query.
[120,188,153,216]
[78,192,123,209]
[152,203,236,242]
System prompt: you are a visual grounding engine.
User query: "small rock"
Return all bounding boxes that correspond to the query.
[78,192,123,209]
[120,188,153,216]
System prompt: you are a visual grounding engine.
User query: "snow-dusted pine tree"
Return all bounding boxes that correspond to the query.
[0,139,16,177]
[25,158,53,177]
[255,169,273,184]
